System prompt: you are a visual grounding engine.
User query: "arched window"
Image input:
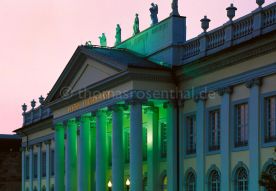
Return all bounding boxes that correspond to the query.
[161,175,168,191]
[186,172,196,191]
[235,167,248,191]
[208,170,220,191]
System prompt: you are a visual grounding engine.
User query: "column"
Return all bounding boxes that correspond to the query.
[179,101,185,191]
[66,118,78,191]
[91,120,96,191]
[29,146,33,191]
[246,78,261,191]
[96,110,108,191]
[219,87,232,191]
[110,105,124,191]
[165,101,177,191]
[37,143,42,191]
[195,96,206,191]
[79,114,92,191]
[22,147,26,191]
[146,106,159,191]
[130,101,143,191]
[54,123,65,191]
[45,140,51,191]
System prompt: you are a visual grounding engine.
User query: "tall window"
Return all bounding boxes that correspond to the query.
[235,167,248,191]
[33,154,38,179]
[208,170,220,191]
[208,110,220,151]
[50,150,55,176]
[160,123,167,158]
[186,115,196,155]
[26,156,30,180]
[186,172,196,191]
[265,96,276,143]
[42,152,46,177]
[234,103,248,147]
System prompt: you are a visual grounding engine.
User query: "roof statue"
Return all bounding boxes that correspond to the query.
[85,41,93,47]
[99,33,107,47]
[115,24,121,46]
[133,13,140,36]
[171,0,180,16]
[150,3,159,26]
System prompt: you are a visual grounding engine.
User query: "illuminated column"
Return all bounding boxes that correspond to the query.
[179,101,185,191]
[129,100,143,191]
[79,114,92,191]
[21,147,26,191]
[110,105,124,191]
[164,101,177,191]
[91,120,96,191]
[55,123,65,191]
[37,143,42,191]
[96,110,108,191]
[29,146,33,191]
[66,118,78,191]
[246,78,261,191]
[45,140,51,191]
[219,87,232,191]
[146,106,159,191]
[195,96,206,191]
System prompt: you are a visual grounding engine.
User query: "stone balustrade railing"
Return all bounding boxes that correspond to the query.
[181,2,276,63]
[23,106,52,126]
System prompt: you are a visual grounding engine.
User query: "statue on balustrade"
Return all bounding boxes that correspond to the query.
[99,33,107,47]
[115,24,121,46]
[133,13,140,36]
[150,3,158,26]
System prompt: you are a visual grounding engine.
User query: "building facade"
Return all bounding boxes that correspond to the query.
[15,1,276,191]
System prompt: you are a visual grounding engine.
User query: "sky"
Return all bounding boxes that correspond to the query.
[0,0,274,134]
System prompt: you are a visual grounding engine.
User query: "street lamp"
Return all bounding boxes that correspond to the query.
[108,180,112,191]
[126,178,130,191]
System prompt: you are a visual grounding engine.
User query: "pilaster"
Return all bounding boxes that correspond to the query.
[45,140,51,191]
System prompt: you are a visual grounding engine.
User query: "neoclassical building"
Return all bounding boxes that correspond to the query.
[15,1,276,191]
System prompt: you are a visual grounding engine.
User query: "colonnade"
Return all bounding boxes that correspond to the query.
[54,101,177,191]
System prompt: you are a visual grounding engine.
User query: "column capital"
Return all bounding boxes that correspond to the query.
[245,78,262,88]
[125,98,147,106]
[108,104,127,112]
[218,86,233,96]
[35,143,42,148]
[144,105,159,114]
[163,99,178,108]
[80,113,92,122]
[45,140,51,145]
[193,93,208,103]
[28,145,33,151]
[55,122,64,130]
[20,147,26,152]
[67,118,77,125]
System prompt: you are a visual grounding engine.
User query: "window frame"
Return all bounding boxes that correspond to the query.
[261,91,276,148]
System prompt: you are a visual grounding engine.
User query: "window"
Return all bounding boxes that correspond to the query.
[186,172,196,191]
[208,110,220,151]
[50,150,55,176]
[234,103,248,147]
[26,156,30,180]
[186,115,196,155]
[42,152,46,177]
[235,167,248,191]
[160,123,167,158]
[265,96,276,143]
[208,170,220,191]
[33,154,38,179]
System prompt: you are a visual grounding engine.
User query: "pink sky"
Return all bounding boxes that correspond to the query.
[0,0,274,134]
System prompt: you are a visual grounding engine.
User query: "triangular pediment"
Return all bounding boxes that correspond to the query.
[69,58,119,93]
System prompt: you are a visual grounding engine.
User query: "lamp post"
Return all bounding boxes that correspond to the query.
[126,178,130,191]
[108,181,112,191]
